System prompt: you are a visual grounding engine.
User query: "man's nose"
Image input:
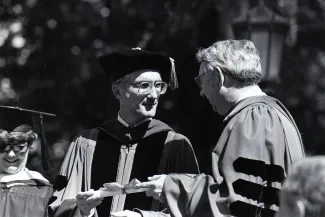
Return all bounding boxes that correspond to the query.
[200,89,206,97]
[148,87,158,98]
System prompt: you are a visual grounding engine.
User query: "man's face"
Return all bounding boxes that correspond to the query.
[119,70,164,120]
[0,141,30,174]
[197,62,222,113]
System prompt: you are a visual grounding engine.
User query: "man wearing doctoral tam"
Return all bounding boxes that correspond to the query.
[50,48,199,217]
[136,40,305,217]
[0,105,55,217]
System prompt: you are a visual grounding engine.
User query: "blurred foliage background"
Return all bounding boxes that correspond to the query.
[1,0,325,183]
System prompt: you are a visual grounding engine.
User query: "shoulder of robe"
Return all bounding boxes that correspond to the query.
[224,102,280,132]
[164,131,191,145]
[74,128,99,146]
[170,132,189,142]
[25,169,53,186]
[235,102,279,120]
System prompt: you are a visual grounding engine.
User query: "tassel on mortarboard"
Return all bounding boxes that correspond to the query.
[168,57,178,90]
[39,114,52,171]
[31,110,55,172]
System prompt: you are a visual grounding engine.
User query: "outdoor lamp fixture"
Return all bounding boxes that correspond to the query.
[232,0,289,87]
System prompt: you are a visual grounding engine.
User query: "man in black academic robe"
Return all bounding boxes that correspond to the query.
[136,40,305,217]
[49,48,199,217]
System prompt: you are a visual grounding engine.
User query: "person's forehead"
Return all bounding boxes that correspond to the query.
[128,70,162,82]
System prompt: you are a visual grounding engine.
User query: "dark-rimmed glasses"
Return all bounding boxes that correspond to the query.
[127,81,168,95]
[0,143,29,153]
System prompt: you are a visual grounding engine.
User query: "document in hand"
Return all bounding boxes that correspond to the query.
[96,178,148,198]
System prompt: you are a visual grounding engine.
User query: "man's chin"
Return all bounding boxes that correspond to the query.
[142,112,156,118]
[139,105,157,116]
[212,105,227,116]
[212,105,221,114]
[138,110,156,118]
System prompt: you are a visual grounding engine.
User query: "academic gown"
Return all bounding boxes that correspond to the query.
[0,169,53,217]
[155,96,305,217]
[50,118,199,217]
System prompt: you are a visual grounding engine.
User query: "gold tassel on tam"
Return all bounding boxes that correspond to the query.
[169,57,179,90]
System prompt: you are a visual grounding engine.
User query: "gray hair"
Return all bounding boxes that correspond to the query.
[196,39,262,85]
[282,157,325,217]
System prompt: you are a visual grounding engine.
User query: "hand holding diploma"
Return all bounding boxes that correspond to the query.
[134,174,167,202]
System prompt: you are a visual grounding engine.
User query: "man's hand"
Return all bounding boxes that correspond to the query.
[135,174,167,202]
[76,189,103,216]
[110,210,141,217]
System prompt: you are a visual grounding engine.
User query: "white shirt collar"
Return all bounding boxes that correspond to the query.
[0,168,49,183]
[235,85,267,104]
[117,113,152,127]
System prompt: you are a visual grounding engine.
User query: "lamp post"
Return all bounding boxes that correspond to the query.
[232,0,289,93]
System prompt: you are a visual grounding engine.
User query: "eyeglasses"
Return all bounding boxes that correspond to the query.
[127,81,168,95]
[194,66,226,88]
[0,143,29,153]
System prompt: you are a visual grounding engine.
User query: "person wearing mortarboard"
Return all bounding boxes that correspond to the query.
[0,105,55,217]
[49,48,200,217]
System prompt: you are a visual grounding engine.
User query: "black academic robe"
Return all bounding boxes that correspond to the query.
[148,96,305,217]
[50,119,199,217]
[0,179,53,217]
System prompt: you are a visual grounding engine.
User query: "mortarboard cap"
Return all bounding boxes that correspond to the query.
[0,105,56,171]
[98,47,178,90]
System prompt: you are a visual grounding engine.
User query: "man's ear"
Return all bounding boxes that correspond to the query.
[112,84,122,99]
[210,66,224,87]
[295,200,305,217]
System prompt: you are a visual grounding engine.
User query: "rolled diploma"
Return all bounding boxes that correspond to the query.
[96,178,149,198]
